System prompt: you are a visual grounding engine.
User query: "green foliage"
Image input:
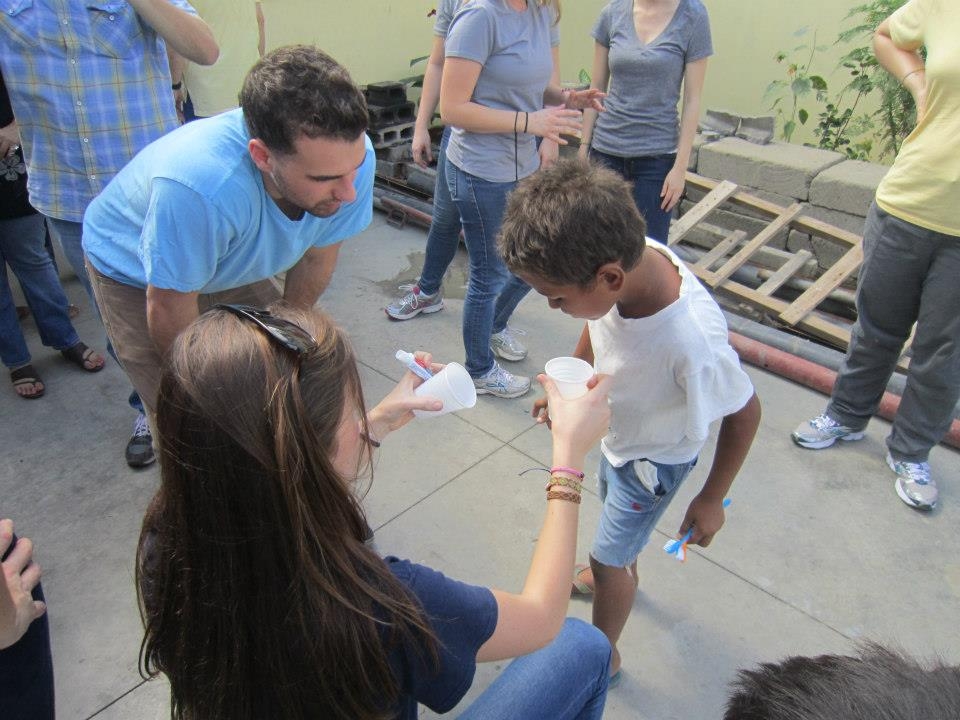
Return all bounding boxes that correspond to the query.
[764,1,918,161]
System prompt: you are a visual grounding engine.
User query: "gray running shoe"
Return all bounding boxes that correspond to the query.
[490,326,528,361]
[887,453,938,511]
[791,413,865,449]
[473,362,530,399]
[385,284,444,320]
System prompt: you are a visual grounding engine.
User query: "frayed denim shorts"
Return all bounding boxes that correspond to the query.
[591,454,698,568]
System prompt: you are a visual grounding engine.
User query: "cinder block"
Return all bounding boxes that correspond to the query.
[369,123,415,149]
[787,229,860,278]
[735,115,775,145]
[697,137,844,201]
[364,81,406,106]
[802,203,866,237]
[808,159,888,216]
[375,142,413,163]
[699,109,740,137]
[405,164,438,195]
[688,133,711,171]
[368,101,416,129]
[375,159,402,179]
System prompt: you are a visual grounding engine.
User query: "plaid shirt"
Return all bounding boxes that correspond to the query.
[0,0,196,222]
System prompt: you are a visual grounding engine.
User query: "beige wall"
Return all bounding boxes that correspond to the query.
[262,1,867,143]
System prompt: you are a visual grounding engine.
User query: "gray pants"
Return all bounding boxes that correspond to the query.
[827,202,960,463]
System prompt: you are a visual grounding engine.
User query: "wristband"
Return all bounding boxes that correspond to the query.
[550,466,585,480]
[171,81,183,91]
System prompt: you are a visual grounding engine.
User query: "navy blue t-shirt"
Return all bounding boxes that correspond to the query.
[385,557,498,717]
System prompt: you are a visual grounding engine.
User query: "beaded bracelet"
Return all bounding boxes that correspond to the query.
[547,490,581,504]
[547,476,583,493]
[550,466,585,480]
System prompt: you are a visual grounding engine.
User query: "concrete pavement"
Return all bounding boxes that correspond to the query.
[1,211,957,719]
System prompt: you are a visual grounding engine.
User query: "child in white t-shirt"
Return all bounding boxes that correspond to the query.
[498,158,761,685]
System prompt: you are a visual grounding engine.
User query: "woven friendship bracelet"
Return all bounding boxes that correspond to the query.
[550,466,585,480]
[547,476,583,493]
[546,490,582,504]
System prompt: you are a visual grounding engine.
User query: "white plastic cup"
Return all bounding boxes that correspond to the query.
[413,362,477,418]
[544,357,594,400]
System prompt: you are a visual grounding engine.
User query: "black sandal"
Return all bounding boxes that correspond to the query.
[60,341,105,373]
[10,364,45,399]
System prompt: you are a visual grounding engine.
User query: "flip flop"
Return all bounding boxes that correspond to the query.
[572,563,594,596]
[608,669,623,689]
[10,364,45,399]
[60,341,105,372]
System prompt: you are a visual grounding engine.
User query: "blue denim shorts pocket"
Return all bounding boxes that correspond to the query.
[591,454,698,568]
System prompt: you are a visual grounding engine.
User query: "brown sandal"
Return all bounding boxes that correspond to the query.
[60,341,105,372]
[10,364,45,399]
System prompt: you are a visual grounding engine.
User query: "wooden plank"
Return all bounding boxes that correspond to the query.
[686,173,862,247]
[711,279,852,349]
[756,250,813,295]
[668,179,739,246]
[780,245,863,325]
[693,231,746,272]
[711,203,805,284]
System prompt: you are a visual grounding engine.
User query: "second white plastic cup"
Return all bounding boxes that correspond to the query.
[413,362,477,418]
[545,357,594,400]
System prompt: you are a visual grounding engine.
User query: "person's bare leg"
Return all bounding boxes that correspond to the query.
[590,555,638,676]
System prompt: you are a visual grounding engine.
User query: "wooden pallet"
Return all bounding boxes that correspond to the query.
[673,173,908,371]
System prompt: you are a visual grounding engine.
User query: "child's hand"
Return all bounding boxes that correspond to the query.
[531,395,552,428]
[678,494,727,547]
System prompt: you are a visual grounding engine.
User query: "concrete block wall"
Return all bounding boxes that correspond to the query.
[685,135,891,273]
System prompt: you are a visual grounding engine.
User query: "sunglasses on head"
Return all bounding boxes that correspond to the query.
[214,304,317,355]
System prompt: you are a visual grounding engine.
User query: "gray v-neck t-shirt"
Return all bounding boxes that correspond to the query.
[444,0,559,182]
[590,0,712,158]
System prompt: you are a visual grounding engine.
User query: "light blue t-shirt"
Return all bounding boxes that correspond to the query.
[591,0,712,157]
[444,0,558,182]
[83,109,374,293]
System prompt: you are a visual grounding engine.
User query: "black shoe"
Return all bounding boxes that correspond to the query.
[126,413,156,468]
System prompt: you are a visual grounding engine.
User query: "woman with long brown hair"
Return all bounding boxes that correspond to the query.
[137,303,612,719]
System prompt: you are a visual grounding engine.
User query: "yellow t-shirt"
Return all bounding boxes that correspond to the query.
[875,0,960,236]
[183,0,262,118]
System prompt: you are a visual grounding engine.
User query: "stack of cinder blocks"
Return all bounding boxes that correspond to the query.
[366,81,442,197]
[365,81,416,170]
[682,114,891,277]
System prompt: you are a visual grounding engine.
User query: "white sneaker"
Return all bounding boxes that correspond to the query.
[887,453,938,511]
[490,326,528,361]
[791,413,864,449]
[385,284,444,321]
[473,362,530,398]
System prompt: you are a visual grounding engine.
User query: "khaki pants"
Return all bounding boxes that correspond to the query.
[86,259,280,421]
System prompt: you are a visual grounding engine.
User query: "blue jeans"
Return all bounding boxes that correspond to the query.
[590,149,676,243]
[0,536,55,720]
[459,618,610,720]
[45,216,144,415]
[446,162,531,377]
[417,127,461,296]
[0,213,80,368]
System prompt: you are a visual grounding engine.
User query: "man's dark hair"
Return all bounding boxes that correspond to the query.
[498,158,646,287]
[724,642,960,720]
[240,45,368,154]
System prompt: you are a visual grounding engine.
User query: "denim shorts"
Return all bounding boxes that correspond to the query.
[591,454,698,568]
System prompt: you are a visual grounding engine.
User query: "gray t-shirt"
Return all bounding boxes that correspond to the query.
[590,0,712,158]
[444,0,559,182]
[436,0,559,42]
[434,0,462,36]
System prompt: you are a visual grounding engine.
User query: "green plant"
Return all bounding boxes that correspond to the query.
[764,27,830,143]
[764,1,918,161]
